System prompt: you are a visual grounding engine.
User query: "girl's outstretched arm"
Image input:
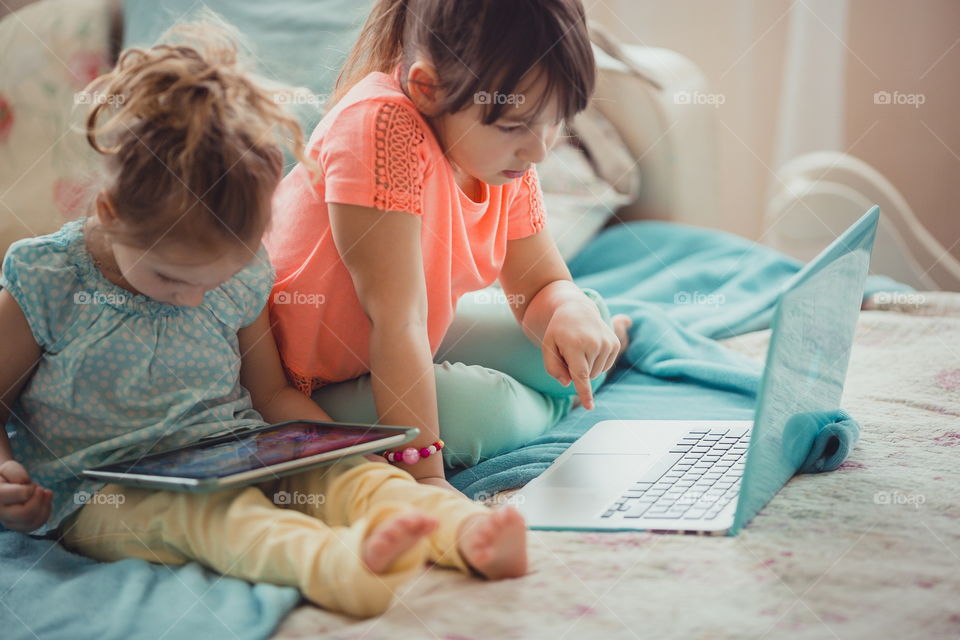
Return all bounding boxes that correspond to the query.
[326,203,450,489]
[499,231,620,411]
[0,289,52,531]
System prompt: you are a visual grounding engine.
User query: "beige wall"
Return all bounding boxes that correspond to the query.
[846,0,960,260]
[6,0,956,256]
[591,0,960,259]
[0,0,36,18]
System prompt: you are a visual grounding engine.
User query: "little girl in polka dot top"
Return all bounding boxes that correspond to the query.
[0,25,526,618]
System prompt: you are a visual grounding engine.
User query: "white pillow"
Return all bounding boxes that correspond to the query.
[538,110,639,261]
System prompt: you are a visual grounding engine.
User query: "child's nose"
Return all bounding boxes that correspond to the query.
[520,136,548,165]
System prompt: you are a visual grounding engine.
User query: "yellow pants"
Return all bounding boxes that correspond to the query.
[60,457,489,618]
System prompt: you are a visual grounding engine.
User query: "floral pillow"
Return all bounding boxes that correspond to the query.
[0,0,114,260]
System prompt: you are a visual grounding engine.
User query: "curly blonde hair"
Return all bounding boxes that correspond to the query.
[84,22,309,250]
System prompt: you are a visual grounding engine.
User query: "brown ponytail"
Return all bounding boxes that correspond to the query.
[331,0,409,106]
[83,21,311,250]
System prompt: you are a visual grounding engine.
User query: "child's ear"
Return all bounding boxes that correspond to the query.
[405,60,443,116]
[94,192,120,229]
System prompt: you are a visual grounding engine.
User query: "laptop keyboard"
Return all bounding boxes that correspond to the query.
[602,427,750,521]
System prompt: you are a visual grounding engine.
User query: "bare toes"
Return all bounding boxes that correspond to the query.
[363,511,436,574]
[457,507,527,580]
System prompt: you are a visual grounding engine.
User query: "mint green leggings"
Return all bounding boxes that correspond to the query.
[311,287,613,469]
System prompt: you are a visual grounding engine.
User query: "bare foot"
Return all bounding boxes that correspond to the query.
[362,511,437,574]
[612,313,632,360]
[457,507,528,579]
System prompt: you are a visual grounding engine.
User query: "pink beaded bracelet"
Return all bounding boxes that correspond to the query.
[383,439,444,465]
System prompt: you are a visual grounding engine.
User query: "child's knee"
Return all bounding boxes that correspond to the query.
[434,362,558,467]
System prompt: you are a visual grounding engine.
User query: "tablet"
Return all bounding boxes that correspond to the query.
[82,420,419,492]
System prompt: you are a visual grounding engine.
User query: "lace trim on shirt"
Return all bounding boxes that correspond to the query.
[288,368,328,396]
[372,102,425,214]
[521,169,546,234]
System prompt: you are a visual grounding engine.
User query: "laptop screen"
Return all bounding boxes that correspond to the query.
[731,207,879,534]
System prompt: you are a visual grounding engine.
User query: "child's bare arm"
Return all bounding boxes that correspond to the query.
[499,232,620,411]
[497,230,576,335]
[327,203,448,486]
[0,289,53,531]
[0,290,41,459]
[238,307,336,425]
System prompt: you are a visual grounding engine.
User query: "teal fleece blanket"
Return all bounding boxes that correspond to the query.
[0,531,299,640]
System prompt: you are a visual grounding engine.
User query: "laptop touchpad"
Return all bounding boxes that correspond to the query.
[540,454,651,488]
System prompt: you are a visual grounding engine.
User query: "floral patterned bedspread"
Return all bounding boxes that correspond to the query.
[272,292,960,639]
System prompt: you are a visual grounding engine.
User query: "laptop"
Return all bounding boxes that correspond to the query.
[515,206,880,535]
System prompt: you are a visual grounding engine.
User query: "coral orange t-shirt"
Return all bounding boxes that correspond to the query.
[265,72,546,393]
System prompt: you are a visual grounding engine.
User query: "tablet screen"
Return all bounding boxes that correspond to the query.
[93,422,402,479]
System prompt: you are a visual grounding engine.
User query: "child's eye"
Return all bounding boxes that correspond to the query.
[497,125,522,133]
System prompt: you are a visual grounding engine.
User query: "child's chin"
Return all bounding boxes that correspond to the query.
[149,294,183,306]
[486,173,514,186]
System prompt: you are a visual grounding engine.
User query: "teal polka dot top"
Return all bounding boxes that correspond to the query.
[0,218,275,535]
